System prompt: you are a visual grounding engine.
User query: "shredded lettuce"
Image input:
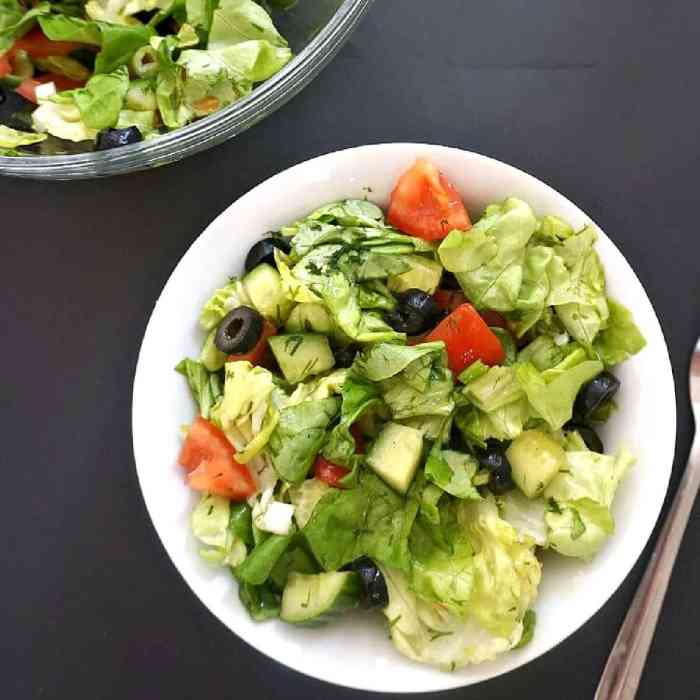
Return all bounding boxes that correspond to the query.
[211,361,278,463]
[191,493,247,566]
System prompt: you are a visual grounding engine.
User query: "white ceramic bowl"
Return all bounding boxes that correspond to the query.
[132,143,676,693]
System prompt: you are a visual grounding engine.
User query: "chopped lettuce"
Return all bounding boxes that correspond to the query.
[0,125,46,148]
[438,198,538,312]
[515,360,603,430]
[191,493,247,566]
[175,358,223,419]
[498,490,548,547]
[459,497,541,638]
[543,448,635,558]
[593,298,646,367]
[211,361,278,463]
[424,428,480,499]
[321,372,382,469]
[383,567,523,669]
[289,479,330,529]
[267,397,340,483]
[199,277,251,330]
[463,365,524,413]
[303,470,420,572]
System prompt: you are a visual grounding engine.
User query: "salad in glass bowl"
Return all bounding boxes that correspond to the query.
[0,0,292,155]
[173,158,646,670]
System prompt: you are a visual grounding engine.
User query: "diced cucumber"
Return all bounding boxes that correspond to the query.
[281,571,361,625]
[243,263,293,324]
[387,255,443,294]
[366,421,424,494]
[506,429,566,498]
[285,303,334,335]
[268,333,335,384]
[199,328,227,371]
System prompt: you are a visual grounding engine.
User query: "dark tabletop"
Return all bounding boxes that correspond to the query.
[3,0,700,698]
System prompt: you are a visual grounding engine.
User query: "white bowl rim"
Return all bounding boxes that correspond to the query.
[132,143,676,693]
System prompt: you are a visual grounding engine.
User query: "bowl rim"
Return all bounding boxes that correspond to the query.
[0,0,373,180]
[132,143,677,692]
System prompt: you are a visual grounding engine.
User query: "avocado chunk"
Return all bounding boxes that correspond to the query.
[268,333,335,384]
[366,421,424,493]
[243,263,293,324]
[387,255,443,294]
[506,429,566,498]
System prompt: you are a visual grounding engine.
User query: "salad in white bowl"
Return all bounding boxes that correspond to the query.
[173,157,647,670]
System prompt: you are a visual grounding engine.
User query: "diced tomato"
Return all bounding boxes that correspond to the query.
[178,417,256,500]
[0,54,11,79]
[314,456,350,488]
[15,74,86,103]
[8,27,85,60]
[227,320,277,366]
[426,303,505,374]
[387,158,471,240]
[433,289,467,313]
[350,424,365,454]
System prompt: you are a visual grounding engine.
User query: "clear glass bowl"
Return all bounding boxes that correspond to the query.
[0,0,372,180]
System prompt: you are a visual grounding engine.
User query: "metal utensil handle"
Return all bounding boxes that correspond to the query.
[595,438,700,700]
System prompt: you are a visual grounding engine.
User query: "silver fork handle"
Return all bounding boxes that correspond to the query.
[595,437,700,700]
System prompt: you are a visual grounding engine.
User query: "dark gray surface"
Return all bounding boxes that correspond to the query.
[2,0,700,698]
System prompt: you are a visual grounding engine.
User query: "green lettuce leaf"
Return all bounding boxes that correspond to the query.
[409,503,474,615]
[424,427,480,499]
[175,358,223,419]
[543,447,635,558]
[0,125,47,148]
[267,397,340,483]
[321,372,382,469]
[199,277,251,330]
[382,566,524,669]
[303,470,420,572]
[455,399,529,447]
[0,0,49,51]
[37,14,102,44]
[458,497,542,638]
[155,36,192,128]
[515,360,603,430]
[208,0,287,50]
[191,493,247,566]
[463,365,524,413]
[545,497,614,558]
[211,361,278,463]
[593,298,646,367]
[497,490,548,546]
[60,66,130,129]
[438,198,538,312]
[289,479,330,529]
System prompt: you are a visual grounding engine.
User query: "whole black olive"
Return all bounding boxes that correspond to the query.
[574,371,620,421]
[96,126,143,150]
[384,288,442,335]
[244,237,291,272]
[214,306,263,354]
[440,271,462,290]
[334,345,358,368]
[565,423,604,453]
[344,556,389,608]
[478,444,515,494]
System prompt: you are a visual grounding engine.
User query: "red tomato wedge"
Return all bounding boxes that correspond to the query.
[227,320,277,366]
[0,54,11,79]
[15,74,86,103]
[314,456,350,488]
[426,303,505,374]
[8,27,85,60]
[178,417,256,500]
[387,158,471,240]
